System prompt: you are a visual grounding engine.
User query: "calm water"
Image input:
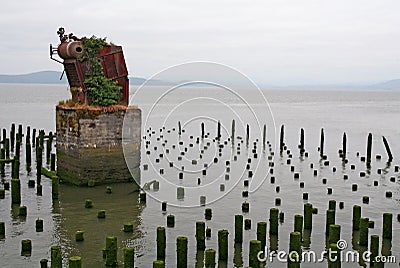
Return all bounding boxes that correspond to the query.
[0,83,399,267]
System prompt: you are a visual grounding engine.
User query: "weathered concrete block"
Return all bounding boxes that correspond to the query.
[56,105,141,187]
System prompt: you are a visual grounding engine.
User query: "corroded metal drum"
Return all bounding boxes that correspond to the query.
[57,41,85,60]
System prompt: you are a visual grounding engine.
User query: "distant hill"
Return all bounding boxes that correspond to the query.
[0,71,399,89]
[370,79,400,90]
[0,71,67,84]
[0,71,166,86]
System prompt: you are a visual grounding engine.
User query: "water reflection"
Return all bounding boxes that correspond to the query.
[54,183,144,266]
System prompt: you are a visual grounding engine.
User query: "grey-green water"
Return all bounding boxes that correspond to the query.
[0,83,399,267]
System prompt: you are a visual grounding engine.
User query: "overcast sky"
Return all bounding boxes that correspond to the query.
[1,0,399,85]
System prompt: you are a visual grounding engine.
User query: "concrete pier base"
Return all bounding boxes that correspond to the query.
[56,104,141,187]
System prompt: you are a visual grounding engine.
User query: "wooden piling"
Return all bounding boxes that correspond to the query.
[68,256,82,268]
[0,222,5,238]
[21,239,32,255]
[52,176,59,200]
[299,128,305,153]
[75,231,84,241]
[10,123,15,152]
[320,128,324,157]
[201,122,205,139]
[382,136,393,162]
[246,124,249,146]
[97,210,106,219]
[178,121,182,136]
[123,247,134,268]
[325,209,335,236]
[370,235,379,266]
[328,224,341,245]
[382,213,392,239]
[167,214,175,227]
[234,215,243,243]
[304,203,313,230]
[205,249,216,268]
[352,205,361,231]
[294,215,303,241]
[157,227,166,260]
[231,120,235,145]
[105,236,118,266]
[218,229,229,261]
[289,232,301,266]
[153,260,165,268]
[366,133,372,166]
[51,245,62,268]
[11,178,21,204]
[176,236,188,268]
[40,259,48,268]
[269,208,279,235]
[279,125,284,152]
[50,153,56,171]
[217,121,221,141]
[18,206,27,217]
[257,222,267,250]
[262,124,266,150]
[342,132,347,160]
[26,142,31,168]
[196,222,206,250]
[249,240,261,268]
[359,218,369,246]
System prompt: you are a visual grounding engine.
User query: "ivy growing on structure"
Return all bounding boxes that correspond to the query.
[82,36,121,106]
